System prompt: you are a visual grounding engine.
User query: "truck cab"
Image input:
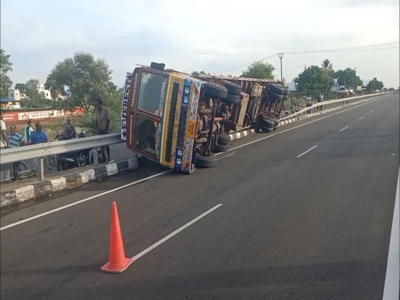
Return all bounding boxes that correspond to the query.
[125,63,229,174]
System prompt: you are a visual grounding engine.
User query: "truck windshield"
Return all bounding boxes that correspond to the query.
[138,72,166,116]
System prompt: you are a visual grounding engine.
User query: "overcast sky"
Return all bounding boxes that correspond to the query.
[1,0,399,88]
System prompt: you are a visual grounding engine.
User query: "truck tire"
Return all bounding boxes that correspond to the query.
[204,82,228,99]
[218,134,230,145]
[260,124,273,133]
[269,83,285,95]
[268,90,284,102]
[224,93,240,105]
[196,154,217,168]
[223,80,242,95]
[261,118,274,128]
[216,144,229,152]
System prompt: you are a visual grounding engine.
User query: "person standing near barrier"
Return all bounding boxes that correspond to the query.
[0,110,12,183]
[24,119,34,144]
[94,98,111,162]
[9,124,27,181]
[31,122,48,144]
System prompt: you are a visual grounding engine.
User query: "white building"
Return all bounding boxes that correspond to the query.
[37,83,52,100]
[8,82,52,101]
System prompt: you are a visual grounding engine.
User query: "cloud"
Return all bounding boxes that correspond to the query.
[1,0,399,88]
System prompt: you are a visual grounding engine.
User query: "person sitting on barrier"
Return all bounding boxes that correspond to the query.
[8,124,27,181]
[62,119,77,140]
[94,97,111,162]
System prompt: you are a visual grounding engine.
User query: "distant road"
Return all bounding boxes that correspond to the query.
[1,94,398,300]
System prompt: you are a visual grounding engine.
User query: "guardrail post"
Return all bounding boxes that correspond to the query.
[38,157,45,180]
[93,147,99,166]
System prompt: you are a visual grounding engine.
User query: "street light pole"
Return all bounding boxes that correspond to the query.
[278,53,284,82]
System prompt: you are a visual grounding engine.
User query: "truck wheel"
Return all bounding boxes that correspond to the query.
[196,154,217,168]
[224,93,240,105]
[204,82,228,99]
[216,144,229,152]
[261,118,274,128]
[260,124,273,133]
[223,81,242,95]
[269,83,285,95]
[268,90,284,102]
[218,134,230,145]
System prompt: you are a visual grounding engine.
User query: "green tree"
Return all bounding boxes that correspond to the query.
[0,49,13,98]
[241,61,275,79]
[79,81,123,134]
[335,68,363,87]
[21,79,53,108]
[191,71,206,77]
[321,59,333,72]
[15,83,27,93]
[367,77,384,91]
[45,52,112,113]
[294,66,335,98]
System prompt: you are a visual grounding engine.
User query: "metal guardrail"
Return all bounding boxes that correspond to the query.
[0,93,389,181]
[279,93,389,121]
[0,133,124,180]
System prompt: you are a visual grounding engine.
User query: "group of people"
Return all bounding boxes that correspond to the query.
[0,111,48,183]
[0,97,111,183]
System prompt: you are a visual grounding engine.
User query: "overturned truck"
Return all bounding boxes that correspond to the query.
[124,62,289,174]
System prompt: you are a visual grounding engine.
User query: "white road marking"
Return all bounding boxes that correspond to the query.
[217,152,236,161]
[297,145,318,158]
[0,95,386,231]
[382,168,399,300]
[132,204,223,261]
[228,96,384,153]
[0,170,173,231]
[340,126,349,132]
[359,116,365,120]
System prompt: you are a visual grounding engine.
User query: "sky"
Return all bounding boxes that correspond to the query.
[1,0,399,88]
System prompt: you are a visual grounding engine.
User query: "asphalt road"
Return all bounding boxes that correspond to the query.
[1,94,399,300]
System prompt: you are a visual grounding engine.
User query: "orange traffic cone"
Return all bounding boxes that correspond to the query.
[101,202,134,273]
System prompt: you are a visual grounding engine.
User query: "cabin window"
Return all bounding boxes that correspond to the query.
[137,72,167,116]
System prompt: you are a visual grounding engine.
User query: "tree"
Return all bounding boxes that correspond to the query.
[15,83,27,93]
[0,49,13,98]
[26,79,40,99]
[191,71,206,77]
[241,61,275,79]
[45,52,112,113]
[79,81,123,134]
[21,79,53,109]
[335,68,363,87]
[367,77,384,91]
[294,66,335,98]
[321,59,333,72]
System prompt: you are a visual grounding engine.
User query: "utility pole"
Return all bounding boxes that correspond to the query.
[278,53,284,82]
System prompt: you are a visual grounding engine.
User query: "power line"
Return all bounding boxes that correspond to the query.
[285,42,399,55]
[216,41,399,74]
